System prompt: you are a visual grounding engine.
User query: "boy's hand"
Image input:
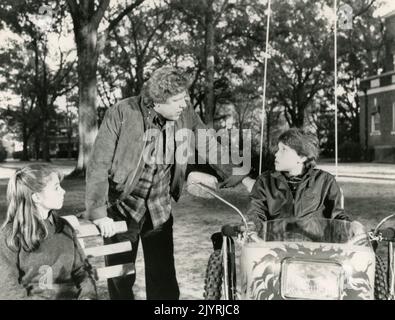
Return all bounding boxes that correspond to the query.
[239,221,257,233]
[239,221,262,242]
[347,221,368,245]
[93,217,116,238]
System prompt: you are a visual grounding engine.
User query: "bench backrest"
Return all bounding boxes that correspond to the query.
[62,215,135,282]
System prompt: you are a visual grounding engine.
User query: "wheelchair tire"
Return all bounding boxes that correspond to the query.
[374,255,390,300]
[204,249,223,300]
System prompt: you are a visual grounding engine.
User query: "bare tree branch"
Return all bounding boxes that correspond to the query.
[214,0,229,26]
[97,0,145,52]
[141,12,170,57]
[112,30,135,80]
[92,0,110,28]
[167,0,204,26]
[108,0,145,32]
[66,0,78,16]
[353,0,376,19]
[129,15,141,54]
[53,83,78,102]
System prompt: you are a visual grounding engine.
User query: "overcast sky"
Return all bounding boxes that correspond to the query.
[376,0,395,16]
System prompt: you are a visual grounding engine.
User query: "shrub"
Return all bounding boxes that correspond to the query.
[339,141,362,162]
[12,151,22,160]
[0,142,7,162]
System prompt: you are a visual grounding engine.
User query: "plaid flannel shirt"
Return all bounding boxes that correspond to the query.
[113,105,173,229]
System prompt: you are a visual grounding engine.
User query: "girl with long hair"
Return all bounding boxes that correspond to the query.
[0,164,97,300]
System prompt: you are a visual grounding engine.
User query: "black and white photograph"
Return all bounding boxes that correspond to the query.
[0,0,394,306]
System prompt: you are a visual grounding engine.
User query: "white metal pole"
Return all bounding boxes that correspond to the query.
[259,0,272,175]
[222,237,229,299]
[334,0,338,179]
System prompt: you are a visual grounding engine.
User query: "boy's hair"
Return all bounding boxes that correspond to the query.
[277,128,319,167]
[1,164,63,252]
[141,66,191,104]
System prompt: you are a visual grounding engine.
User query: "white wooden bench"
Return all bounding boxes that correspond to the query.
[62,215,135,282]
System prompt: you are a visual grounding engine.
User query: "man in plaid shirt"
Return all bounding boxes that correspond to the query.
[86,66,254,300]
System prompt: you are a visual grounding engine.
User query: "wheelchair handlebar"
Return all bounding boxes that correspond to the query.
[221,224,242,237]
[378,227,395,242]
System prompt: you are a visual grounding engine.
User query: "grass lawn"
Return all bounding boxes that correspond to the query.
[0,161,395,299]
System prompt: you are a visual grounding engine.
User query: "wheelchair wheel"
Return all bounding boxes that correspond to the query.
[204,249,223,300]
[374,255,390,300]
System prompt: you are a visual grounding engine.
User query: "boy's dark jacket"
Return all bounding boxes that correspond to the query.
[246,167,350,227]
[85,95,246,220]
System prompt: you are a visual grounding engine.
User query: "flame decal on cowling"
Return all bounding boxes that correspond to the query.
[243,243,374,300]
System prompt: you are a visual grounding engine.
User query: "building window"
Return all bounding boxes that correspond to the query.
[370,79,380,88]
[371,112,381,135]
[392,103,395,134]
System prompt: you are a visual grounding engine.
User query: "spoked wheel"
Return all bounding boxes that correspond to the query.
[375,255,391,300]
[204,234,238,300]
[204,249,223,300]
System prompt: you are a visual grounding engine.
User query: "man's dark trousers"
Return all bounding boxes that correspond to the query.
[104,207,179,300]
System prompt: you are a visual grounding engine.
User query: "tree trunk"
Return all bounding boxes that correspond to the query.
[135,60,144,94]
[67,129,73,159]
[72,24,99,175]
[203,0,215,127]
[21,123,30,161]
[352,95,360,143]
[41,42,51,162]
[293,104,305,128]
[266,110,271,151]
[42,121,51,162]
[66,0,145,175]
[199,102,204,119]
[34,134,40,160]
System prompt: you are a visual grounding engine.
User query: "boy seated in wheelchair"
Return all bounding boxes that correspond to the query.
[245,128,363,242]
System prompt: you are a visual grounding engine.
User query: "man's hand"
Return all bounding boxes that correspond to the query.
[93,217,116,238]
[242,176,256,193]
[219,175,255,190]
[350,221,365,236]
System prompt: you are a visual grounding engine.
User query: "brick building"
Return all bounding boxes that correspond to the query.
[359,10,395,162]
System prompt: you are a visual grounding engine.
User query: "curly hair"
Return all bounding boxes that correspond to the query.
[277,128,320,167]
[141,66,191,104]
